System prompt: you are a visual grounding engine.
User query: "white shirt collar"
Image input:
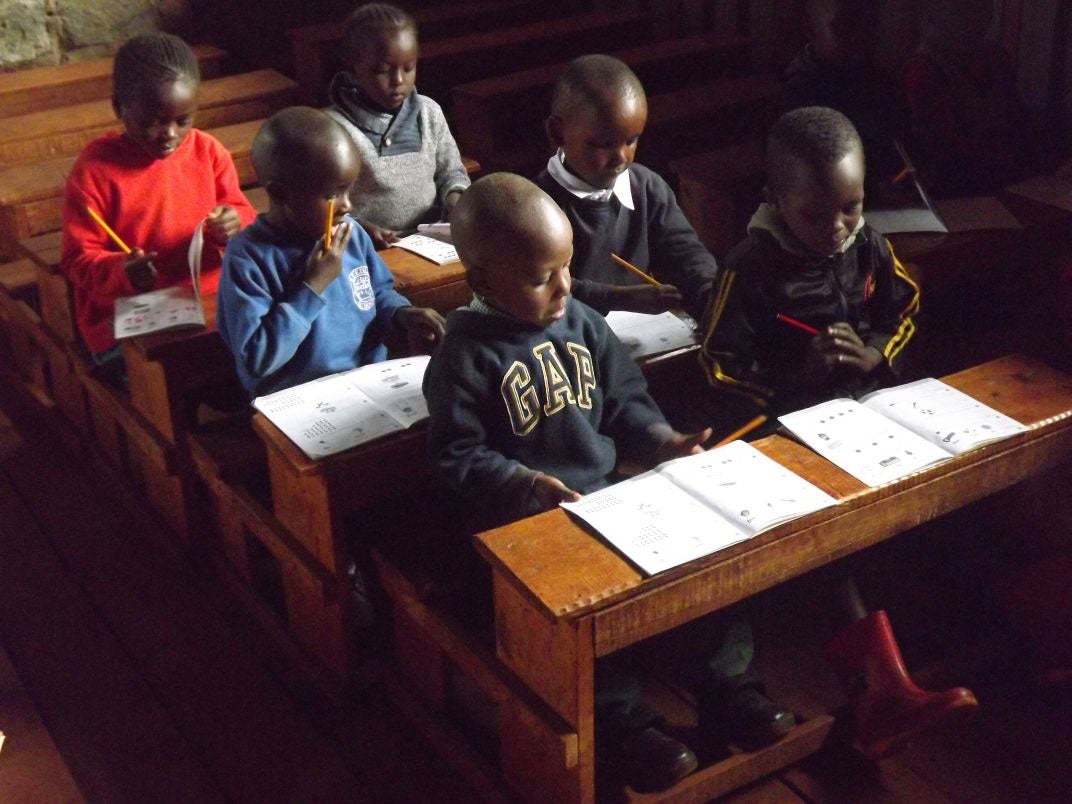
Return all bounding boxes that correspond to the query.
[545,149,634,210]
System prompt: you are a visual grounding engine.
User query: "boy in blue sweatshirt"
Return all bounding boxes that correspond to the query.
[217,106,444,396]
[425,173,798,792]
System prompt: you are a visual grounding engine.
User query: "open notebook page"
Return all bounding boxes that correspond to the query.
[860,378,1026,455]
[657,440,837,533]
[779,398,950,487]
[605,311,698,360]
[561,472,750,576]
[350,356,430,428]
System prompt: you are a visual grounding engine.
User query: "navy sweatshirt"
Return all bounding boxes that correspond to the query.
[534,164,718,320]
[424,298,672,528]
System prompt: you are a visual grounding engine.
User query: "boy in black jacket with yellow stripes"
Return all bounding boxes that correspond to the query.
[703,107,977,759]
[702,106,918,416]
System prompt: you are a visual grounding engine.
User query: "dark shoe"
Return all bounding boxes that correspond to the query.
[609,725,699,792]
[827,610,979,759]
[702,681,796,749]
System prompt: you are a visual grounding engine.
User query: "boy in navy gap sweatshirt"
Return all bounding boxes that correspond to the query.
[217,107,444,397]
[424,173,795,792]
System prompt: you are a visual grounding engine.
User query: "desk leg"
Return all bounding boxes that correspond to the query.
[494,573,595,803]
[124,348,179,444]
[265,449,343,576]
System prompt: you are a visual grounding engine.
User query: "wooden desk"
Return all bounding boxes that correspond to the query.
[379,246,469,313]
[473,354,1072,802]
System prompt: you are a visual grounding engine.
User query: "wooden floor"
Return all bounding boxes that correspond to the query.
[0,373,1070,803]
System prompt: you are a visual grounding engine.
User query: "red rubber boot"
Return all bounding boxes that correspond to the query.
[827,610,979,759]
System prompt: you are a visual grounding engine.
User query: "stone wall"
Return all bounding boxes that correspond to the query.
[0,0,190,70]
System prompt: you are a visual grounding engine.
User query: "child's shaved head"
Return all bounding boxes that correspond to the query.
[550,54,646,121]
[252,106,358,190]
[453,174,574,327]
[766,106,863,194]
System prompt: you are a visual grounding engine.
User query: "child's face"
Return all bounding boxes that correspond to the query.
[478,227,574,328]
[551,94,647,190]
[772,148,865,257]
[351,27,418,112]
[276,141,360,240]
[116,77,198,160]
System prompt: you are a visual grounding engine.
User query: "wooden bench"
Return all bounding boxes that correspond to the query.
[450,32,749,170]
[414,10,652,108]
[0,69,296,168]
[0,44,226,119]
[0,117,262,260]
[370,354,1072,802]
[475,72,778,177]
[288,0,577,105]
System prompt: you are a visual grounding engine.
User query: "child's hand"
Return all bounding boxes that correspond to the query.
[610,283,684,314]
[124,248,158,292]
[204,205,242,245]
[531,472,582,510]
[655,427,713,463]
[360,220,400,249]
[395,305,446,354]
[804,322,884,383]
[441,190,463,220]
[304,220,352,295]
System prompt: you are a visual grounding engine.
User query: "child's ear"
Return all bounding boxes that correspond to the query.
[545,115,565,149]
[264,180,289,206]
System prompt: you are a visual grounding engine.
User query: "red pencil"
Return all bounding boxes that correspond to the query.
[776,313,819,335]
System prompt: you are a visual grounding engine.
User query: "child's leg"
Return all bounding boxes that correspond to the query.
[91,344,127,387]
[826,574,978,759]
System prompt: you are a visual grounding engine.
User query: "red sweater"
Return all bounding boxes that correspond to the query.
[61,129,256,353]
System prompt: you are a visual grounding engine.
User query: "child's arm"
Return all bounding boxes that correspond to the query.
[859,238,919,378]
[217,224,351,383]
[646,174,719,320]
[426,97,471,217]
[425,348,562,521]
[61,180,157,298]
[205,136,257,247]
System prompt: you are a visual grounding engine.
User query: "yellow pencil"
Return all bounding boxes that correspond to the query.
[610,253,661,288]
[324,198,335,250]
[713,414,768,449]
[891,166,912,184]
[85,205,131,254]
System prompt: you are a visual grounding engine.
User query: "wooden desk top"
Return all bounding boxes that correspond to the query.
[379,246,468,297]
[474,355,1072,648]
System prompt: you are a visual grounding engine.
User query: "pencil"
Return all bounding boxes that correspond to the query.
[85,205,131,254]
[776,312,820,336]
[714,414,768,448]
[891,166,912,184]
[324,198,335,250]
[610,253,661,288]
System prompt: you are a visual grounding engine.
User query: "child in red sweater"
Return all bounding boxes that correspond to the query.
[61,33,255,364]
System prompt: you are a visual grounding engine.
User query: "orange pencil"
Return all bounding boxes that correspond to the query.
[714,414,768,448]
[323,198,335,250]
[610,253,661,288]
[85,205,131,254]
[891,166,912,184]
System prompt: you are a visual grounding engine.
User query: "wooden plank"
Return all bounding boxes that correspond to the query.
[0,394,363,802]
[0,643,86,803]
[0,476,225,802]
[0,44,227,118]
[0,69,296,167]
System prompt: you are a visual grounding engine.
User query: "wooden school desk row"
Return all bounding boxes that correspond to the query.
[370,353,1072,803]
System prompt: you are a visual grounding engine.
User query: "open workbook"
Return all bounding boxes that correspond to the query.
[114,222,206,339]
[605,310,699,360]
[561,440,837,575]
[778,378,1028,488]
[253,356,430,459]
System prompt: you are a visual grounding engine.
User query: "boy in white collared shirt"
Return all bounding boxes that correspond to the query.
[534,55,718,320]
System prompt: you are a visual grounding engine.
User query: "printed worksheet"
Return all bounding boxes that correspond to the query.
[561,441,837,575]
[391,233,460,265]
[658,441,837,533]
[779,398,950,487]
[605,310,698,360]
[114,221,206,339]
[253,356,431,459]
[860,378,1027,455]
[562,471,751,575]
[1005,174,1072,213]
